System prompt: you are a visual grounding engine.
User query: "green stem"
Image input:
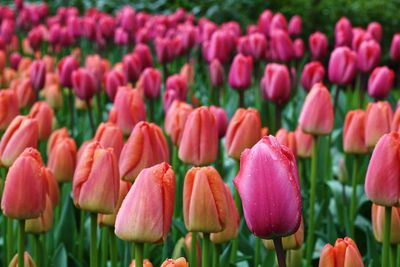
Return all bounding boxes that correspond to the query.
[90,213,98,267]
[212,244,220,267]
[101,227,109,267]
[78,210,85,262]
[134,242,144,267]
[349,155,359,238]
[148,99,155,122]
[202,233,210,267]
[7,217,13,264]
[109,227,118,267]
[67,88,75,136]
[274,104,282,134]
[190,232,197,267]
[254,237,261,267]
[383,206,392,267]
[391,244,397,267]
[96,91,103,124]
[86,100,95,136]
[34,234,42,267]
[238,90,244,108]
[305,135,319,265]
[18,220,25,267]
[273,238,286,267]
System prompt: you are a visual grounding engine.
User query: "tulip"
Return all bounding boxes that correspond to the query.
[365,101,393,148]
[261,63,291,105]
[72,141,119,214]
[210,184,239,243]
[178,106,219,166]
[257,10,272,37]
[85,55,110,89]
[94,122,124,160]
[25,195,53,234]
[335,17,353,47]
[114,27,129,45]
[119,121,169,182]
[270,13,288,33]
[44,84,63,109]
[98,15,116,40]
[161,257,189,267]
[47,128,70,155]
[225,108,262,160]
[71,68,97,101]
[128,259,154,267]
[27,27,43,52]
[9,252,36,267]
[228,53,253,92]
[166,74,188,101]
[343,110,367,154]
[155,37,175,65]
[10,52,22,70]
[0,89,19,131]
[57,55,80,88]
[275,128,297,155]
[309,31,328,60]
[133,43,153,70]
[183,166,228,232]
[393,107,400,132]
[293,38,304,59]
[115,162,176,243]
[164,100,193,146]
[138,67,161,99]
[248,33,267,60]
[1,147,46,219]
[372,204,400,244]
[209,59,225,88]
[351,28,372,52]
[368,66,395,99]
[263,218,304,250]
[29,101,54,140]
[270,29,294,62]
[302,57,325,86]
[390,33,400,62]
[206,30,233,64]
[319,237,363,267]
[47,137,77,184]
[113,87,146,135]
[0,115,39,167]
[367,22,382,42]
[288,15,302,36]
[210,106,228,138]
[123,53,142,83]
[328,47,357,85]
[30,59,46,96]
[294,127,313,158]
[104,69,126,101]
[298,83,334,135]
[11,78,36,109]
[357,40,381,73]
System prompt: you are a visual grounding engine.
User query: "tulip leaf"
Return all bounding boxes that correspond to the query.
[50,244,68,267]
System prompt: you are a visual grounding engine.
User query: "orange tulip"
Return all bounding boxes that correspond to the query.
[29,101,54,140]
[294,127,313,158]
[164,100,193,146]
[128,259,153,267]
[343,110,367,154]
[47,137,77,183]
[94,122,124,160]
[11,78,35,108]
[47,128,70,155]
[9,252,36,267]
[183,166,228,233]
[365,101,393,148]
[372,203,400,244]
[319,237,364,267]
[25,195,53,234]
[44,84,63,109]
[0,89,19,130]
[161,257,189,267]
[275,128,297,155]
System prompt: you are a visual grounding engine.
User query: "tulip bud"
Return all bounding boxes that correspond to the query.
[368,66,395,99]
[178,106,219,166]
[372,204,400,244]
[104,69,126,101]
[29,101,54,140]
[301,61,325,92]
[328,47,357,85]
[44,84,63,109]
[392,107,400,132]
[234,136,302,238]
[10,52,22,70]
[257,10,273,37]
[228,53,253,90]
[138,67,161,99]
[207,30,233,64]
[166,74,188,101]
[209,59,225,88]
[365,132,400,206]
[180,62,195,88]
[298,83,334,135]
[164,100,193,146]
[161,257,189,267]
[1,147,46,219]
[319,237,363,267]
[155,37,175,64]
[119,121,169,182]
[294,127,313,158]
[183,166,228,232]
[123,53,142,83]
[72,141,119,214]
[115,163,175,243]
[270,13,288,33]
[94,122,124,160]
[113,87,146,135]
[133,44,153,70]
[288,15,302,36]
[210,106,228,138]
[367,22,382,42]
[293,38,304,59]
[276,128,297,155]
[390,33,400,62]
[57,55,80,88]
[335,17,353,47]
[0,115,39,167]
[343,110,367,154]
[263,218,304,250]
[71,68,97,101]
[261,63,291,105]
[30,59,46,92]
[114,27,128,45]
[270,29,294,62]
[47,136,77,183]
[365,101,393,148]
[47,128,70,155]
[357,40,381,73]
[248,33,267,60]
[309,31,328,61]
[0,89,19,131]
[9,252,36,267]
[11,78,35,109]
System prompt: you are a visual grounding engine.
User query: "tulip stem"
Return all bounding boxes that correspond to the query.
[109,227,118,267]
[212,244,220,267]
[383,206,392,267]
[101,227,109,267]
[333,85,341,113]
[238,90,245,108]
[90,212,98,267]
[391,244,397,267]
[7,217,14,264]
[18,220,25,267]
[273,238,286,267]
[254,237,261,267]
[33,234,42,267]
[148,99,155,122]
[96,91,103,124]
[78,210,85,262]
[274,104,282,134]
[190,232,197,267]
[349,155,359,238]
[305,135,319,266]
[134,242,144,267]
[86,100,95,136]
[67,88,75,136]
[202,233,210,267]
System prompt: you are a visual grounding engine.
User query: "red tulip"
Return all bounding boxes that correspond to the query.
[270,13,288,33]
[71,68,97,101]
[155,37,175,64]
[123,53,142,83]
[30,59,46,92]
[368,66,395,99]
[228,54,253,90]
[261,63,291,105]
[58,55,80,88]
[343,110,367,154]
[293,38,304,59]
[357,40,381,73]
[10,52,22,70]
[29,101,54,140]
[234,136,301,239]
[309,32,328,60]
[319,237,363,267]
[210,105,228,138]
[365,101,393,148]
[27,27,43,51]
[98,15,116,40]
[328,47,357,85]
[104,69,126,101]
[301,61,325,92]
[11,78,35,109]
[133,43,153,70]
[0,89,19,131]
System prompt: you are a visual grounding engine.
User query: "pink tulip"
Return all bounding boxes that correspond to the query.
[248,33,267,60]
[301,61,325,92]
[138,68,161,99]
[309,32,328,61]
[94,122,124,160]
[210,106,228,138]
[30,59,46,92]
[335,17,353,47]
[228,54,253,90]
[257,10,273,37]
[209,59,225,88]
[58,55,80,88]
[365,101,393,148]
[367,22,382,42]
[104,69,126,101]
[343,110,368,154]
[328,47,357,85]
[261,63,291,105]
[294,127,313,158]
[164,100,193,146]
[357,40,381,73]
[368,66,395,99]
[29,101,54,140]
[166,74,188,101]
[72,68,97,101]
[293,38,304,59]
[270,29,294,62]
[390,33,400,62]
[288,15,302,36]
[270,13,288,33]
[133,43,153,70]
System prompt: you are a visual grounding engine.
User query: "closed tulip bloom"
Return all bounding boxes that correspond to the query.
[365,132,400,206]
[98,180,131,226]
[228,54,253,90]
[257,10,273,37]
[138,67,161,99]
[210,106,228,138]
[294,127,313,158]
[328,47,357,85]
[1,147,46,219]
[71,68,97,101]
[319,237,363,267]
[248,33,267,60]
[343,110,367,154]
[73,141,119,214]
[161,257,189,267]
[114,27,129,45]
[155,37,175,64]
[166,74,188,101]
[276,128,297,155]
[225,108,262,160]
[390,34,400,62]
[30,59,46,92]
[0,115,39,167]
[47,128,70,155]
[123,53,142,83]
[365,101,393,148]
[270,29,294,62]
[234,136,302,238]
[29,101,54,140]
[288,15,302,36]
[261,63,291,105]
[392,107,400,132]
[351,28,372,52]
[164,100,193,146]
[129,259,154,267]
[183,166,228,232]
[357,40,381,73]
[113,87,146,135]
[367,22,382,42]
[309,32,328,61]
[25,195,53,234]
[301,61,325,92]
[133,44,153,70]
[207,30,233,64]
[119,121,169,182]
[210,184,239,243]
[94,122,124,160]
[293,38,304,59]
[104,69,126,101]
[0,89,19,131]
[179,106,219,166]
[115,163,175,243]
[299,83,334,135]
[263,218,304,250]
[372,204,400,244]
[335,17,353,47]
[270,13,288,33]
[11,78,36,109]
[44,84,63,109]
[10,52,22,70]
[209,59,225,88]
[9,252,36,267]
[368,66,395,99]
[58,55,80,88]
